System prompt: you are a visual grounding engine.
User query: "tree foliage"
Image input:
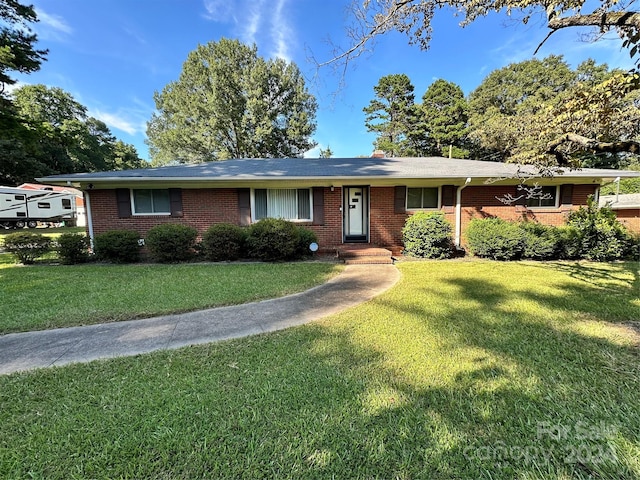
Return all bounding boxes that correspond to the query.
[0,85,146,185]
[146,38,318,165]
[421,79,468,156]
[0,0,47,94]
[363,73,421,156]
[335,0,640,165]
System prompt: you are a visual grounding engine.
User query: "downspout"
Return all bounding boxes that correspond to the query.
[455,177,472,248]
[84,191,95,251]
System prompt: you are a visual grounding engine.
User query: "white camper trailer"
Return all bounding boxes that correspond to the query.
[0,186,77,229]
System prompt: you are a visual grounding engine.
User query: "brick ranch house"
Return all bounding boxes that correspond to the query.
[599,193,640,233]
[40,157,640,252]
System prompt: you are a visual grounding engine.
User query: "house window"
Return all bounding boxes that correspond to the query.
[407,187,439,209]
[254,188,311,221]
[525,186,558,208]
[132,189,170,215]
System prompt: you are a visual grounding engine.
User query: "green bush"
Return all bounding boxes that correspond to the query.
[466,217,524,260]
[568,197,631,261]
[402,211,453,259]
[3,232,51,264]
[246,218,301,261]
[296,226,319,259]
[519,222,561,260]
[555,226,583,260]
[145,224,198,263]
[94,230,141,263]
[202,223,247,261]
[55,233,89,265]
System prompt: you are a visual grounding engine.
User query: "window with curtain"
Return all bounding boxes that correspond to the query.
[254,189,311,221]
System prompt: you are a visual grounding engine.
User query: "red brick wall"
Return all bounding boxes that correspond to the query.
[89,188,239,239]
[88,183,603,249]
[614,209,640,233]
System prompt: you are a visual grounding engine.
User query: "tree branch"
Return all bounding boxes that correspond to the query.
[547,11,640,31]
[546,133,640,164]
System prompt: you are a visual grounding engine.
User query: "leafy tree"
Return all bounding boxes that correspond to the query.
[146,38,317,165]
[420,79,468,156]
[363,73,420,156]
[467,56,640,166]
[0,84,145,184]
[319,145,334,158]
[330,0,640,164]
[0,0,47,94]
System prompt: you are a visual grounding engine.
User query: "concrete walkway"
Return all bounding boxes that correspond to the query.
[0,264,400,375]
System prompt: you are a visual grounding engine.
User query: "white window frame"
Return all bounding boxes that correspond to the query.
[131,189,171,216]
[251,188,313,222]
[406,186,441,211]
[525,185,560,209]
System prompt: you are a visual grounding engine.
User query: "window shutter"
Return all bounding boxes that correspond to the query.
[312,187,324,225]
[441,185,455,207]
[116,188,131,218]
[560,184,573,205]
[394,186,406,214]
[169,188,183,217]
[238,188,251,226]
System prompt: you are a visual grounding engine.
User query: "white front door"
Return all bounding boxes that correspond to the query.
[344,187,368,241]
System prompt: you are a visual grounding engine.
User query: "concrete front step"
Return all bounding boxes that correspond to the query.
[343,256,394,265]
[338,246,395,264]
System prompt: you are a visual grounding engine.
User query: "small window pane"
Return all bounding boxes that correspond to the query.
[62,198,72,209]
[255,189,267,220]
[152,190,170,213]
[422,188,438,208]
[407,188,422,209]
[297,189,310,219]
[37,202,51,209]
[133,190,153,213]
[526,186,556,207]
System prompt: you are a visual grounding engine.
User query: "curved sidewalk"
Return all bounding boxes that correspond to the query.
[0,264,400,375]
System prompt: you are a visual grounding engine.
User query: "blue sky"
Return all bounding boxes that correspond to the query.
[13,0,634,162]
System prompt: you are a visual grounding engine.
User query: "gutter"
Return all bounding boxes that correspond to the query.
[455,177,472,248]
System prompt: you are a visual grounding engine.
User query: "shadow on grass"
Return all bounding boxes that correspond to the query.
[0,262,639,479]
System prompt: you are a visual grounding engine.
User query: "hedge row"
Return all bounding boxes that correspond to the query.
[466,200,637,261]
[94,219,318,264]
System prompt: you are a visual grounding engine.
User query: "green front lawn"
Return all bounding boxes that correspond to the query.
[0,262,342,334]
[1,260,639,479]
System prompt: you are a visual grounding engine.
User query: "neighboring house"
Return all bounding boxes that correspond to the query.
[599,193,640,233]
[38,157,640,251]
[18,183,86,227]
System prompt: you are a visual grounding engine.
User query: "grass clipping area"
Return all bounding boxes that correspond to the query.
[1,260,640,479]
[0,262,342,334]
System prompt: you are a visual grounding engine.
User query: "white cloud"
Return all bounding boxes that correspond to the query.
[271,0,292,61]
[35,9,73,40]
[242,0,265,45]
[202,0,233,22]
[91,109,147,136]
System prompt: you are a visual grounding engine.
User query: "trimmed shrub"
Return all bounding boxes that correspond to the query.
[3,232,51,264]
[55,233,89,265]
[466,217,524,260]
[94,230,141,263]
[555,226,583,260]
[519,222,561,260]
[246,218,301,261]
[145,223,198,263]
[202,223,247,261]
[402,211,454,259]
[568,197,631,261]
[296,226,319,259]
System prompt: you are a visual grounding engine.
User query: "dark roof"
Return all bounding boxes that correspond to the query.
[39,157,640,185]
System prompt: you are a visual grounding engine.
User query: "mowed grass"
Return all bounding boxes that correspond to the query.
[1,260,639,479]
[0,262,342,334]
